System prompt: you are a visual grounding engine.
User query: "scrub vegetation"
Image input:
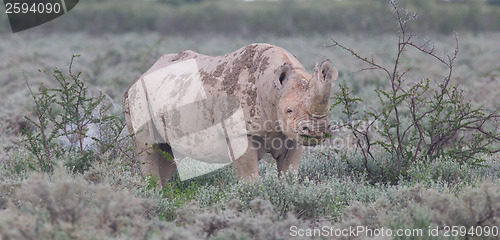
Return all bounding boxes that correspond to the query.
[1,0,500,239]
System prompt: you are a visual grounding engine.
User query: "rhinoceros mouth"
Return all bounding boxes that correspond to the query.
[299,134,324,146]
[300,134,322,140]
[299,132,333,146]
[300,132,332,139]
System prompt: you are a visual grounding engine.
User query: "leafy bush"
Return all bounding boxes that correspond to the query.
[328,1,500,184]
[23,55,132,174]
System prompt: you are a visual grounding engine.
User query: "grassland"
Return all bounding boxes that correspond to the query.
[0,31,499,239]
[3,0,500,35]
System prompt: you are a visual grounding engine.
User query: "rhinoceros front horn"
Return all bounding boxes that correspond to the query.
[308,60,338,116]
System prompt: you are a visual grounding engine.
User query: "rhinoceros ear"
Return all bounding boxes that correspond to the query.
[274,63,292,90]
[318,60,338,83]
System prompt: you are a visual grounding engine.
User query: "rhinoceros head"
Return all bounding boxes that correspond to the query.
[274,60,338,146]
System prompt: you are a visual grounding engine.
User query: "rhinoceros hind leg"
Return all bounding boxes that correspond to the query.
[133,124,177,188]
[154,143,177,187]
[138,143,176,188]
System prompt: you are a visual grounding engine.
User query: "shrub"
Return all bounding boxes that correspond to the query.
[325,181,500,239]
[328,0,500,184]
[299,146,356,182]
[367,182,499,239]
[203,161,384,221]
[174,199,326,240]
[23,55,132,174]
[406,156,481,187]
[0,166,155,239]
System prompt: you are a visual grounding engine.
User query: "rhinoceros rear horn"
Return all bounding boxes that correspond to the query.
[309,60,338,116]
[317,60,338,83]
[274,63,292,90]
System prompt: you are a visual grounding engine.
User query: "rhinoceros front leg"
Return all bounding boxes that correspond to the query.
[133,123,177,188]
[232,137,260,181]
[276,143,304,177]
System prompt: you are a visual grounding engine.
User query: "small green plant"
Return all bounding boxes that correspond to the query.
[328,0,500,184]
[24,55,130,173]
[152,143,173,162]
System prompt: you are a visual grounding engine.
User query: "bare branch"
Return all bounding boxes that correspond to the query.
[325,37,392,79]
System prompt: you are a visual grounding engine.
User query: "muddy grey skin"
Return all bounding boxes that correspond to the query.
[124,43,337,187]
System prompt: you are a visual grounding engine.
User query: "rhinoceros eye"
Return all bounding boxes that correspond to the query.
[287,109,293,114]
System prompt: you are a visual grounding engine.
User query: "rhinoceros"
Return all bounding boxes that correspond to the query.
[124,43,337,187]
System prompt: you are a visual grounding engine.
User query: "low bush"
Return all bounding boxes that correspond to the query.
[0,166,155,239]
[336,182,500,239]
[0,162,333,239]
[23,55,133,174]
